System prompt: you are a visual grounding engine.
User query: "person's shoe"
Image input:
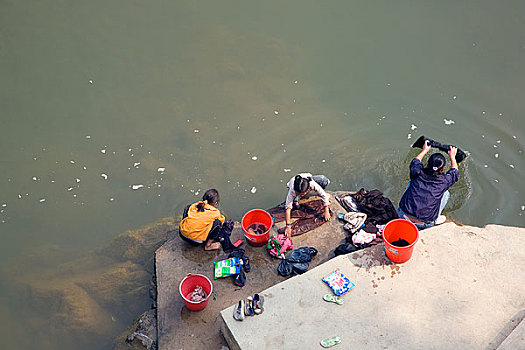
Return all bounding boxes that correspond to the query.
[253,293,264,315]
[233,300,245,321]
[435,215,446,225]
[244,296,255,316]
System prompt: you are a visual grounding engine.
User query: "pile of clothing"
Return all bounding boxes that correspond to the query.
[334,188,398,256]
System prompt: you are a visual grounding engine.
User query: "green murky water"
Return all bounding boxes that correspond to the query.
[1,1,524,349]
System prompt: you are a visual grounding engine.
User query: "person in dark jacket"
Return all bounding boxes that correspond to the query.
[398,140,459,230]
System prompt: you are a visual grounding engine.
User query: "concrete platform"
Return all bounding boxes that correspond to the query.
[219,223,525,349]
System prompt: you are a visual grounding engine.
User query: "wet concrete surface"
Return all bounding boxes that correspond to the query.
[155,191,353,349]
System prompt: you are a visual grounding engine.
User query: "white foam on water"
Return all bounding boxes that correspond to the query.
[131,184,144,190]
[250,187,257,194]
[443,119,455,125]
[101,173,108,180]
[157,167,166,172]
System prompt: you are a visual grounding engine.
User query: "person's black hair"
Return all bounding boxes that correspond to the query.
[293,175,311,194]
[424,153,446,176]
[196,189,220,212]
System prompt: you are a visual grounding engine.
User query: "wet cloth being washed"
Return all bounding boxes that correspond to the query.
[268,199,333,236]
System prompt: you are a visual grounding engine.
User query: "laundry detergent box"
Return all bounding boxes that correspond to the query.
[323,268,355,296]
[214,257,241,279]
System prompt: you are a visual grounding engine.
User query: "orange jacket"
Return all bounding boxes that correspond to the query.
[179,202,225,242]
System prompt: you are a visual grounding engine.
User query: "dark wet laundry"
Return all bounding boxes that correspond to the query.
[391,238,410,247]
[277,247,318,276]
[337,189,398,227]
[268,199,332,236]
[228,248,251,287]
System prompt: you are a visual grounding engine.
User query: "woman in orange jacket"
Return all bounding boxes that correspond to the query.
[179,189,225,250]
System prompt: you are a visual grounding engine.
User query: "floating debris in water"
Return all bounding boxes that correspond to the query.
[32,176,38,181]
[251,156,258,161]
[410,124,417,130]
[89,80,93,84]
[494,153,499,158]
[294,80,298,84]
[86,135,91,139]
[484,165,488,168]
[101,149,106,154]
[101,173,108,180]
[322,159,326,163]
[443,119,455,125]
[407,133,412,139]
[76,178,80,183]
[67,187,73,191]
[496,140,501,144]
[110,197,114,202]
[482,111,486,115]
[131,184,144,190]
[452,95,457,100]
[39,198,46,203]
[157,167,166,173]
[521,206,525,211]
[284,169,291,172]
[133,162,141,168]
[83,166,87,170]
[18,194,22,199]
[509,164,515,169]
[274,110,279,115]
[1,203,6,207]
[250,187,257,194]
[194,129,199,133]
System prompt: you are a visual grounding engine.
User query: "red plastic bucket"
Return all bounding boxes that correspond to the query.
[179,274,213,311]
[241,209,272,246]
[383,219,419,263]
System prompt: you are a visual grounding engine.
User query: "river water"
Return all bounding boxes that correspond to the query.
[1,1,524,349]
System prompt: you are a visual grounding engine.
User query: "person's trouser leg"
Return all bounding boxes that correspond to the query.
[312,175,330,189]
[438,190,450,216]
